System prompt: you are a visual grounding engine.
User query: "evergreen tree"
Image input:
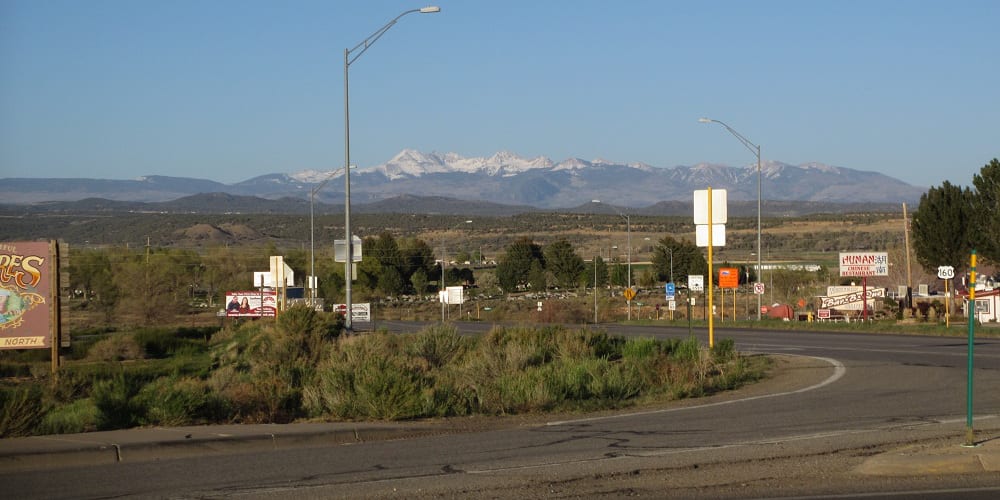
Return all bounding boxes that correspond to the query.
[543,239,585,289]
[972,158,1000,262]
[912,180,975,272]
[495,237,544,293]
[652,236,707,283]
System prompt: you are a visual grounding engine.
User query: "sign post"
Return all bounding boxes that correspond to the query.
[965,251,977,447]
[839,252,889,321]
[694,189,727,348]
[938,265,955,327]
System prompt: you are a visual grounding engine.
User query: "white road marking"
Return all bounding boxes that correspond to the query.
[546,355,846,427]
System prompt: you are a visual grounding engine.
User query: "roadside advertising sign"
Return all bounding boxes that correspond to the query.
[839,252,889,277]
[820,286,886,310]
[718,267,739,289]
[1,241,55,350]
[225,291,277,318]
[333,303,371,322]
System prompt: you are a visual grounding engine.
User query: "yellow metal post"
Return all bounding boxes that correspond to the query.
[707,187,714,348]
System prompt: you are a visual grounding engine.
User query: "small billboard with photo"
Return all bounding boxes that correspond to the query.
[225,291,277,318]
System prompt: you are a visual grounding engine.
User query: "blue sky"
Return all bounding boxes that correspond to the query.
[1,0,997,188]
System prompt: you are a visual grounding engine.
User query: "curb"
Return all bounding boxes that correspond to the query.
[0,423,451,472]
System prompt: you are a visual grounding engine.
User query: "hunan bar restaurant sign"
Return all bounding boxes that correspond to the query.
[1,241,55,349]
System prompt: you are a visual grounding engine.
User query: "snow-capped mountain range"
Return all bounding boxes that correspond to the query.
[1,149,926,208]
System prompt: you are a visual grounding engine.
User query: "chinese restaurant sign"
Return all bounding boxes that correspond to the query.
[838,252,889,277]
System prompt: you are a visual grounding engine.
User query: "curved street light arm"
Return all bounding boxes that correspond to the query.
[347,7,438,66]
[699,116,764,320]
[699,118,759,159]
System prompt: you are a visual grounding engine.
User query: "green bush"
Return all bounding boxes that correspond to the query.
[137,376,209,426]
[92,371,148,430]
[0,385,48,437]
[38,399,99,435]
[409,324,466,369]
[711,338,737,363]
[671,337,701,363]
[622,337,659,361]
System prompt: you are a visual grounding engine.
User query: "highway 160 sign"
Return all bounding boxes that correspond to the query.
[937,266,955,280]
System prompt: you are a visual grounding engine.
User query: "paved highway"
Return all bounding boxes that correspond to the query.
[5,323,1000,499]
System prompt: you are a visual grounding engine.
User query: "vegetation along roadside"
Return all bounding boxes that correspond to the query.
[0,307,767,437]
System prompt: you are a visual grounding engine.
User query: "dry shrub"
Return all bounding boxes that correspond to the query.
[86,335,145,362]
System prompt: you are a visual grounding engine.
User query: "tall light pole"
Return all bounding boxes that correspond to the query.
[593,200,632,320]
[441,219,472,322]
[699,117,763,320]
[344,6,440,330]
[310,165,353,309]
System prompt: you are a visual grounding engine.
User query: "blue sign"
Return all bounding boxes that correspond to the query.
[665,282,675,299]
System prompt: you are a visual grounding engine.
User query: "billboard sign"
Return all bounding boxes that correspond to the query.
[1,241,55,350]
[718,267,739,289]
[820,286,886,310]
[839,252,889,277]
[333,303,371,322]
[225,291,278,318]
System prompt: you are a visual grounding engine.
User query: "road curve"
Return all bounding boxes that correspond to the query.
[4,322,1000,499]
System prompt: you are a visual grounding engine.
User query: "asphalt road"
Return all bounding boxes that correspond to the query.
[5,322,1000,499]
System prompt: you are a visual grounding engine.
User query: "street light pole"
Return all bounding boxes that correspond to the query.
[310,165,352,309]
[699,117,763,320]
[441,220,471,322]
[592,200,632,320]
[343,6,440,331]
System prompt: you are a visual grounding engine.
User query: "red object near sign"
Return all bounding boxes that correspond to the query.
[760,305,769,314]
[718,267,739,289]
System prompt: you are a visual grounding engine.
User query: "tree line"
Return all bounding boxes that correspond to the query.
[911,158,1000,272]
[67,230,731,324]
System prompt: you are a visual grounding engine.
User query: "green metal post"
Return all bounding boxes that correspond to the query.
[965,249,977,447]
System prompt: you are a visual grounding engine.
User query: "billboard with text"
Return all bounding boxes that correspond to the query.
[1,241,54,350]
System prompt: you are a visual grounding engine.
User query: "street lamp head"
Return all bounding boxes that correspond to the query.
[698,117,713,123]
[419,6,441,13]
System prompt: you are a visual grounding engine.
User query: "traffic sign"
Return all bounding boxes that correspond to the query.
[623,287,637,301]
[665,282,676,299]
[753,282,765,295]
[689,275,704,292]
[937,266,955,280]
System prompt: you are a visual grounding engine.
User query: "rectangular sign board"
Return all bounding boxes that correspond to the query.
[1,241,55,350]
[695,223,726,247]
[333,303,371,322]
[226,291,278,318]
[688,275,704,292]
[839,252,889,277]
[718,267,739,289]
[820,286,886,310]
[693,189,728,224]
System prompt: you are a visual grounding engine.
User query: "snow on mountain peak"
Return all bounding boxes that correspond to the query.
[366,150,555,179]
